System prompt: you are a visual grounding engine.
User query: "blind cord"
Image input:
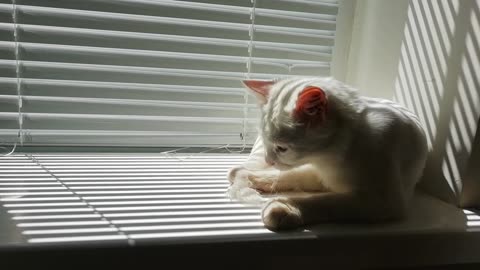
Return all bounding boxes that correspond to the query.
[159,0,258,160]
[1,0,22,156]
[220,0,257,154]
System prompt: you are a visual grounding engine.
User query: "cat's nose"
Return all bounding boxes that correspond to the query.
[265,156,275,166]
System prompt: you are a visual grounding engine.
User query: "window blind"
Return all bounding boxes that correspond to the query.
[0,0,338,147]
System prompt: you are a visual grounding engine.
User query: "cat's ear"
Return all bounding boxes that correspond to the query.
[242,80,275,104]
[294,86,328,125]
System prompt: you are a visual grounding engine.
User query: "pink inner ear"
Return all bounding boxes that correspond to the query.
[294,86,328,124]
[242,80,275,98]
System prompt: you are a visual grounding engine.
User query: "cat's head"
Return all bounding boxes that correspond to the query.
[243,77,341,170]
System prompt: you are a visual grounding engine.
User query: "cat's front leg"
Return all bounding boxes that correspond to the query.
[261,193,351,231]
[262,197,303,230]
[247,169,281,193]
[262,192,403,231]
[227,136,271,184]
[229,168,294,193]
[249,164,326,193]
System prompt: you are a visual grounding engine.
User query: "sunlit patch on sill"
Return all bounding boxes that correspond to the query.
[0,153,311,245]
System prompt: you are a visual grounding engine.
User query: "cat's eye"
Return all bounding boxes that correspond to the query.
[275,145,288,153]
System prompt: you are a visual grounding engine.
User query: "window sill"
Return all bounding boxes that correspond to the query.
[0,153,479,268]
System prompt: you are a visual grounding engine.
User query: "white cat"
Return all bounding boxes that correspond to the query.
[228,77,428,231]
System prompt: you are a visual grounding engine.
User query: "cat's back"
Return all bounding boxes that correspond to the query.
[352,96,428,184]
[360,96,424,137]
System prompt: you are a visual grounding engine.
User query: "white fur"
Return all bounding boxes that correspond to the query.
[228,77,428,231]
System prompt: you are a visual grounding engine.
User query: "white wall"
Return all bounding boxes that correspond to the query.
[342,0,480,206]
[345,0,409,98]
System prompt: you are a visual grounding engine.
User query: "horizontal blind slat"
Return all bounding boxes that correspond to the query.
[0,112,258,124]
[0,77,247,95]
[0,41,330,72]
[0,129,257,146]
[0,94,260,118]
[15,0,338,17]
[0,94,257,110]
[0,60,326,82]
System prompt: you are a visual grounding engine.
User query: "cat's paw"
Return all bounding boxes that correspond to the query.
[227,166,249,184]
[247,171,278,193]
[262,198,303,231]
